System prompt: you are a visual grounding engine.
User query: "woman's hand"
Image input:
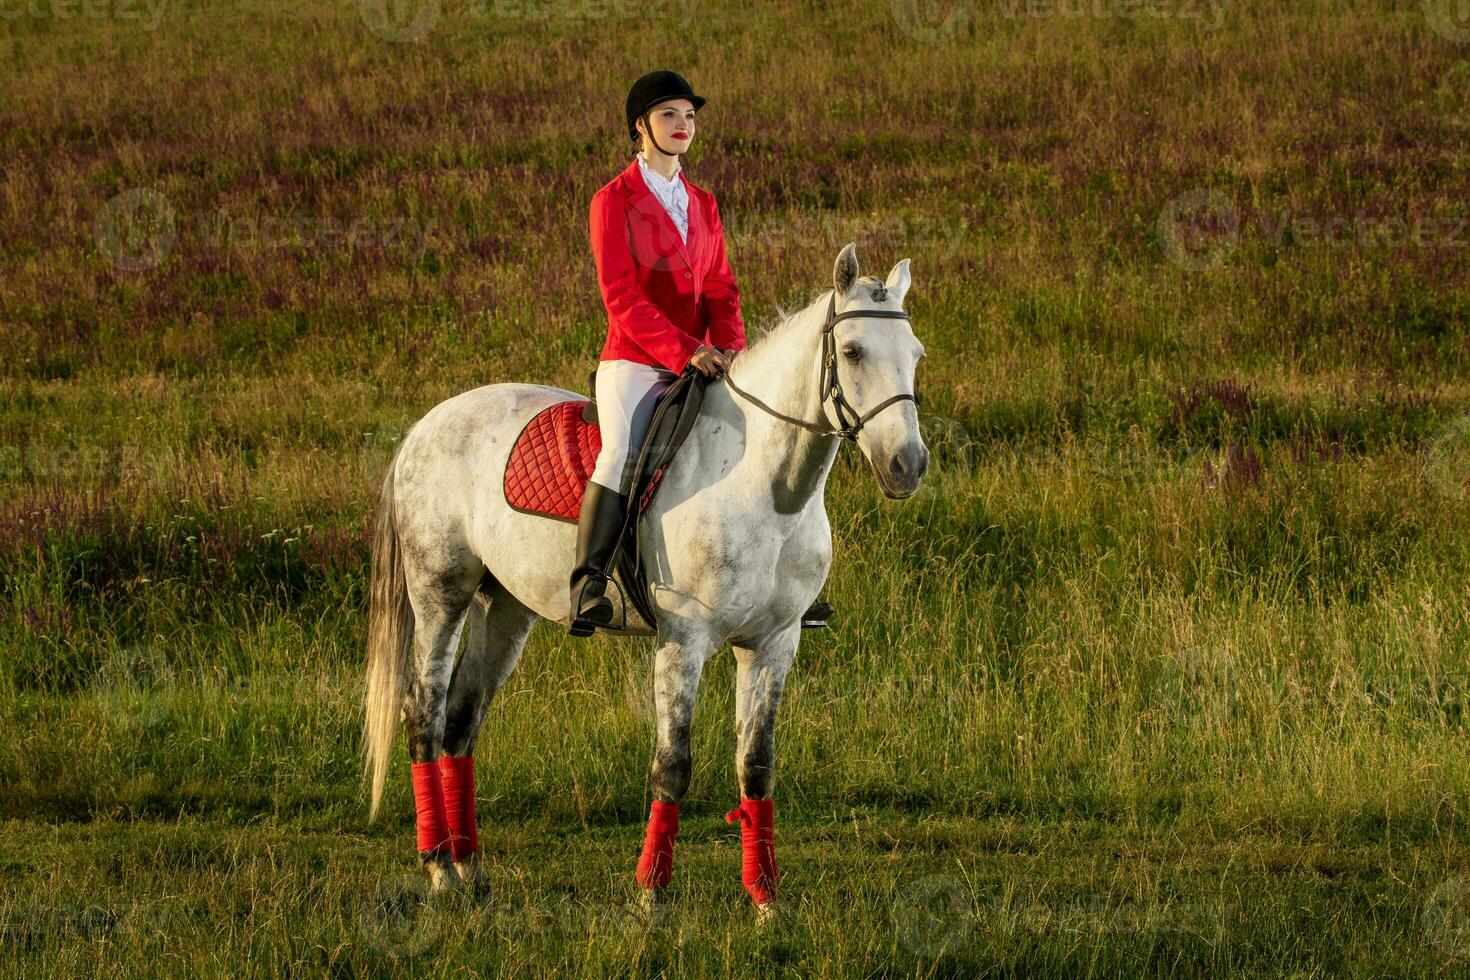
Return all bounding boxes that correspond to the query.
[689,345,731,377]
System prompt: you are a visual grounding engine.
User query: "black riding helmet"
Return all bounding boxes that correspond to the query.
[625,70,705,155]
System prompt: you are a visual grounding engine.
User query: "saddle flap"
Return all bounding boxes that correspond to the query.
[501,367,711,630]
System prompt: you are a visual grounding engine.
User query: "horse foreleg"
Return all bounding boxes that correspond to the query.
[635,631,714,913]
[730,626,798,923]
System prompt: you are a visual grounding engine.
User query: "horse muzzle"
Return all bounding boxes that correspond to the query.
[871,441,928,498]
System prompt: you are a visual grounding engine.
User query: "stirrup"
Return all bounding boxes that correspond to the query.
[569,575,614,637]
[801,600,833,629]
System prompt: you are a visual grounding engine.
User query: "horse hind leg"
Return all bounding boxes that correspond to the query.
[438,575,538,890]
[401,555,485,892]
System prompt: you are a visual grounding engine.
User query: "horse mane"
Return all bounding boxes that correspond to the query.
[740,275,888,357]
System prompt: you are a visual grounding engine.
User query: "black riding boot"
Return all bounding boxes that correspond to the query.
[569,479,629,636]
[801,597,834,629]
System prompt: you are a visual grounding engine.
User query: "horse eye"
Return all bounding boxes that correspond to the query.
[843,346,862,362]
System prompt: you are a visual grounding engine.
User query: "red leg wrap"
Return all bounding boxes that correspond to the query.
[411,760,451,855]
[725,796,778,904]
[634,800,680,889]
[438,754,479,862]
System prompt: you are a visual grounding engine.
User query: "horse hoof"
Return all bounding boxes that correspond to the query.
[637,887,671,925]
[754,901,782,928]
[453,853,491,897]
[423,852,463,894]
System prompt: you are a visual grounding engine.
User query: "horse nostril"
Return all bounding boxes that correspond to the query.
[915,447,929,480]
[891,452,909,477]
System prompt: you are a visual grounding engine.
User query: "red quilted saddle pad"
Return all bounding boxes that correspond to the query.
[504,400,663,523]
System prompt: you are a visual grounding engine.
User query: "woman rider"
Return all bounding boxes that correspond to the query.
[570,69,831,636]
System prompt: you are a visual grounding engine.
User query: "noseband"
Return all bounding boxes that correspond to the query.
[721,291,920,442]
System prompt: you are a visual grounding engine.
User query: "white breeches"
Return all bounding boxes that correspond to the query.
[590,359,679,494]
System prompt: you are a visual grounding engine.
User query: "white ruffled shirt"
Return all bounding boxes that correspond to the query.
[637,155,689,243]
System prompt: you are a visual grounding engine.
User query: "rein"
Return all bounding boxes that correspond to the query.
[721,292,920,442]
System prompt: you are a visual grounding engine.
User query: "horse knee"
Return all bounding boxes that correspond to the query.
[738,731,776,798]
[651,743,692,801]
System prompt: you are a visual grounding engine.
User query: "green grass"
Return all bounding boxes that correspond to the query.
[3,0,1470,975]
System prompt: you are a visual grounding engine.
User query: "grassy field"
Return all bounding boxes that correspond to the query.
[3,0,1470,975]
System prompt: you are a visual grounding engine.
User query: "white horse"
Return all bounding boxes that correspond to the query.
[362,242,928,918]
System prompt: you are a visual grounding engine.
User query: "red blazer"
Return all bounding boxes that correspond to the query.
[588,157,746,375]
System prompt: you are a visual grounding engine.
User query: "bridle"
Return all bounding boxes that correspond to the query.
[721,291,920,442]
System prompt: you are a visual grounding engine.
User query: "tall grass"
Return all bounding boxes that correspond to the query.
[2,0,1469,974]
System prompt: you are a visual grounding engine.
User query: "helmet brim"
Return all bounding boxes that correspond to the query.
[641,94,705,116]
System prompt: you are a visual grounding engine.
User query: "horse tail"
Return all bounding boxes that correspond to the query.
[363,440,414,824]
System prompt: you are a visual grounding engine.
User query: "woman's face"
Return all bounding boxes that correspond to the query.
[638,98,696,156]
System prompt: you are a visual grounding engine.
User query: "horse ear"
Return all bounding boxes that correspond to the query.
[884,258,911,306]
[833,242,860,298]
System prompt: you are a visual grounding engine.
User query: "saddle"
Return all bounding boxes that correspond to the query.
[503,365,710,631]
